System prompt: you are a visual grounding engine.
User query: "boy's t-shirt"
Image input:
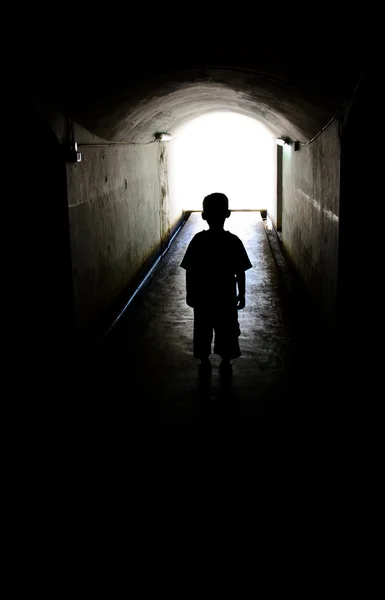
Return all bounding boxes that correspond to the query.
[180,229,252,306]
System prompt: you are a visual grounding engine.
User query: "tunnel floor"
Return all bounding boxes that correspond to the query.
[74,211,334,444]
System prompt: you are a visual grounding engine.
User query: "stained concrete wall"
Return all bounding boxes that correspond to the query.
[66,123,176,337]
[276,146,283,231]
[264,139,279,228]
[338,77,383,387]
[282,120,340,331]
[26,110,74,387]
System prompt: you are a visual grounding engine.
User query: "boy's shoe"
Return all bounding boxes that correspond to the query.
[219,360,232,380]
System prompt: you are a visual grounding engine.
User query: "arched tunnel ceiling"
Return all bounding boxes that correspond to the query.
[37,44,366,144]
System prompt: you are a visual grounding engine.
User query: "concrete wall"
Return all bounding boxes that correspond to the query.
[66,123,175,337]
[26,110,74,385]
[263,139,279,227]
[282,120,340,331]
[158,143,184,249]
[276,145,283,231]
[338,77,383,385]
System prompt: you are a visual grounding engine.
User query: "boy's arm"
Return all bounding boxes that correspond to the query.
[181,236,198,308]
[234,237,252,310]
[236,271,246,309]
[186,269,197,308]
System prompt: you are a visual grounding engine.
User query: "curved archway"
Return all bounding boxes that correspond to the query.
[50,56,363,145]
[33,47,365,342]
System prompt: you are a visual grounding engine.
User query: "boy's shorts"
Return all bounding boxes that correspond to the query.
[193,304,241,359]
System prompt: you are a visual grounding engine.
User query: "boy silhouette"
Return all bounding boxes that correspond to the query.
[181,193,252,380]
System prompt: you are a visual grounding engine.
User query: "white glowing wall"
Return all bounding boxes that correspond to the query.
[168,112,277,212]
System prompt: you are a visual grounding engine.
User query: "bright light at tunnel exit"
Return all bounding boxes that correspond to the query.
[168,112,276,212]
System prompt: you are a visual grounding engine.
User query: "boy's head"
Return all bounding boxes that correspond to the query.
[202,193,231,229]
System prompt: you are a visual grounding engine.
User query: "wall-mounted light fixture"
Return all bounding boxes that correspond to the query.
[67,142,82,163]
[276,137,291,146]
[155,132,173,142]
[294,140,300,152]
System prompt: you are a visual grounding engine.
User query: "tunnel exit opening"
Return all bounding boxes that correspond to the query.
[168,111,277,214]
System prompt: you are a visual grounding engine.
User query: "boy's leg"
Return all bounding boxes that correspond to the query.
[214,306,241,363]
[194,306,213,380]
[193,306,213,361]
[219,356,233,380]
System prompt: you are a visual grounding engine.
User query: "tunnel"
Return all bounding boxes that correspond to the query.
[26,41,382,439]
